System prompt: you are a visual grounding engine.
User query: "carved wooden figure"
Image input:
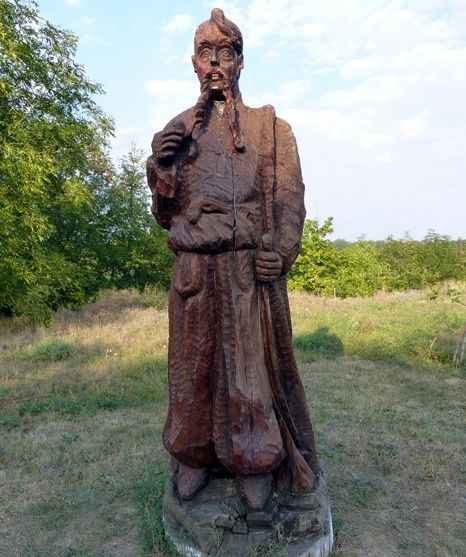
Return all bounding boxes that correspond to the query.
[147,8,333,556]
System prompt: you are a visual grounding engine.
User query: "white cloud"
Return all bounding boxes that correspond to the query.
[78,33,102,46]
[129,0,466,238]
[396,114,426,139]
[80,16,94,27]
[143,79,200,136]
[242,4,465,153]
[111,126,153,163]
[253,79,312,107]
[162,14,193,34]
[144,79,197,97]
[359,132,392,151]
[236,0,466,238]
[378,151,393,164]
[164,54,180,65]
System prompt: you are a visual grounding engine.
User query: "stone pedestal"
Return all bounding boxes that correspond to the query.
[163,474,333,557]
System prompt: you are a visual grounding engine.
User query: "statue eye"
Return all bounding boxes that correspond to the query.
[199,47,211,59]
[219,48,234,61]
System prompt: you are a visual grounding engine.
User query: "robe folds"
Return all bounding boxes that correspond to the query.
[147,98,319,492]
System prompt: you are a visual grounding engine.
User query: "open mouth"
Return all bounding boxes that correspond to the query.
[208,72,224,82]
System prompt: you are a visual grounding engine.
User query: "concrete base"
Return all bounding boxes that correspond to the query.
[163,474,333,557]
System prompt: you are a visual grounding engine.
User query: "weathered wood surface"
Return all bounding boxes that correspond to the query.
[164,474,333,557]
[147,7,334,556]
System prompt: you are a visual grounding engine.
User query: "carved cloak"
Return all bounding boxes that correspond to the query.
[147,99,319,492]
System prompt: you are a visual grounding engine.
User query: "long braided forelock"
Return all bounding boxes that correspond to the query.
[223,87,245,152]
[192,86,245,153]
[210,8,243,55]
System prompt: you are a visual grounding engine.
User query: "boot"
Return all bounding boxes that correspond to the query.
[238,473,272,510]
[177,462,209,500]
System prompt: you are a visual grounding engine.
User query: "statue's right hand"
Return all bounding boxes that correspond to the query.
[157,121,187,165]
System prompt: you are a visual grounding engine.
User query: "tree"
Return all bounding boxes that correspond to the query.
[333,239,385,297]
[333,238,352,249]
[0,0,113,320]
[98,145,173,291]
[288,217,340,293]
[289,220,465,297]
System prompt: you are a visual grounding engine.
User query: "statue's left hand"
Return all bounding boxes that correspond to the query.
[255,250,283,282]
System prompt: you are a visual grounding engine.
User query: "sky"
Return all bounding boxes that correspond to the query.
[37,0,466,241]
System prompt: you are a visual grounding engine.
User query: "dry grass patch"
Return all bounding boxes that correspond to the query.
[301,358,465,557]
[290,283,465,368]
[0,290,170,426]
[1,285,465,556]
[1,408,168,556]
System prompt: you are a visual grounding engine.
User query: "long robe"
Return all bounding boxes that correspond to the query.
[147,98,319,492]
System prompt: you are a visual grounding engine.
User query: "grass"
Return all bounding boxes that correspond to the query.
[22,338,77,362]
[133,462,178,556]
[0,284,465,556]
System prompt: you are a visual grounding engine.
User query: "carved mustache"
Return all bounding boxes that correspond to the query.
[193,74,244,152]
[200,72,229,98]
[202,70,229,85]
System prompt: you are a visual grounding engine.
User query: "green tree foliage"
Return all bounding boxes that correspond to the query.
[1,1,173,322]
[97,145,173,291]
[380,231,465,291]
[0,0,113,320]
[1,1,462,320]
[288,218,339,292]
[290,221,466,297]
[333,239,385,297]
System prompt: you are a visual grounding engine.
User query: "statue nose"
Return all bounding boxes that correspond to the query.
[210,49,219,65]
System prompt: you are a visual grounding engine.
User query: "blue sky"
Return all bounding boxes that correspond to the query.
[38,0,466,240]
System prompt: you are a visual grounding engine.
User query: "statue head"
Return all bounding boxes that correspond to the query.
[192,8,244,100]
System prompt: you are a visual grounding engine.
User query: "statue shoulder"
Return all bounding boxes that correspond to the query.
[162,106,197,133]
[245,104,293,136]
[150,106,197,153]
[244,103,276,121]
[252,105,298,148]
[275,115,297,144]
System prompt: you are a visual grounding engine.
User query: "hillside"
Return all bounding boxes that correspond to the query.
[1,285,465,556]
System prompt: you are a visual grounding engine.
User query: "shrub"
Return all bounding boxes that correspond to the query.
[27,338,76,362]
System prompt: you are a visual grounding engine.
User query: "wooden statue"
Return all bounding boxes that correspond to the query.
[147,8,333,556]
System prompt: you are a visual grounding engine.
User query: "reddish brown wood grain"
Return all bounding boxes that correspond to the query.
[147,8,321,511]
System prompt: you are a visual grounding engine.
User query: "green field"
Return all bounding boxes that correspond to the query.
[1,284,465,557]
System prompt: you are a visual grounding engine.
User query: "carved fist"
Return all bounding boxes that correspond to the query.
[157,121,187,165]
[255,250,283,282]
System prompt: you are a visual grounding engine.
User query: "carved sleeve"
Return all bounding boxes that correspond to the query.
[273,117,306,274]
[146,131,179,230]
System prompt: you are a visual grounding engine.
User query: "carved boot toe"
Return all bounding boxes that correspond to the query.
[177,463,209,500]
[238,473,272,510]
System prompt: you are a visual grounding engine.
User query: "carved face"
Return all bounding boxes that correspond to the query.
[192,23,244,98]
